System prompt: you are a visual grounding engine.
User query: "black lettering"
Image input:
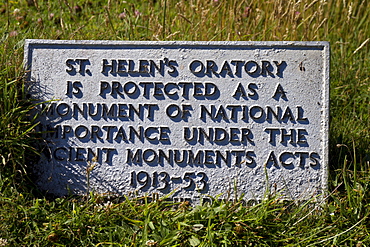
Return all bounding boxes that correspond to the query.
[189,60,205,75]
[129,104,142,120]
[215,105,229,121]
[102,59,115,73]
[266,151,279,167]
[75,147,85,161]
[250,106,265,121]
[143,149,158,163]
[126,149,142,164]
[242,105,248,121]
[102,148,116,163]
[274,61,286,76]
[227,105,241,121]
[164,82,178,97]
[124,81,139,97]
[118,104,128,118]
[167,60,178,76]
[266,106,282,122]
[102,126,116,141]
[91,125,103,141]
[158,149,171,164]
[220,61,233,77]
[150,60,164,75]
[229,128,239,142]
[128,60,138,73]
[99,81,110,97]
[111,81,125,97]
[159,127,170,141]
[102,104,116,118]
[146,104,158,119]
[54,147,68,161]
[214,128,228,142]
[245,151,255,166]
[204,150,215,165]
[43,103,56,117]
[297,106,308,122]
[233,83,248,99]
[174,150,186,164]
[75,125,89,139]
[73,103,86,118]
[282,106,295,122]
[88,103,99,117]
[153,82,164,97]
[56,103,71,117]
[178,82,193,98]
[244,61,260,75]
[62,125,72,139]
[144,127,158,141]
[199,127,211,142]
[66,81,83,97]
[139,60,149,74]
[272,84,287,101]
[166,104,181,119]
[231,60,244,76]
[200,105,214,120]
[87,148,99,163]
[216,150,229,164]
[280,152,294,166]
[193,82,203,97]
[281,129,295,144]
[297,129,308,145]
[231,150,244,165]
[117,60,127,73]
[247,83,258,98]
[166,104,192,120]
[265,128,279,144]
[129,126,144,142]
[114,126,128,141]
[206,60,218,75]
[66,59,75,73]
[295,152,309,167]
[184,127,196,142]
[261,61,274,76]
[139,82,153,98]
[309,152,320,166]
[188,150,203,165]
[205,83,218,97]
[241,128,253,144]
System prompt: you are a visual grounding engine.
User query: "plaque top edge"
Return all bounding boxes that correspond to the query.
[25,39,330,48]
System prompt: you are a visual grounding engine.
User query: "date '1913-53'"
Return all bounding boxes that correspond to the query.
[130,171,208,192]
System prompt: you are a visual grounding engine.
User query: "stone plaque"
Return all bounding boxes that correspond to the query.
[25,40,329,203]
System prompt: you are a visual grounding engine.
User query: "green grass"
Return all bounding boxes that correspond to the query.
[0,0,369,246]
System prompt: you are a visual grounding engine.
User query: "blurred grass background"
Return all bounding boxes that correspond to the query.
[0,0,369,246]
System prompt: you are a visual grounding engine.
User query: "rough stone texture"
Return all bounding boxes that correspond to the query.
[25,40,329,203]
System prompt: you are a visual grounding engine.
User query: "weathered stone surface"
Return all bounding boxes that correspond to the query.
[25,40,329,203]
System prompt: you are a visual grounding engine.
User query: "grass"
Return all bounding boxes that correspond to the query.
[0,0,369,246]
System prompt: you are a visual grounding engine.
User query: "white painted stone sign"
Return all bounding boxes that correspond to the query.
[25,40,329,203]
